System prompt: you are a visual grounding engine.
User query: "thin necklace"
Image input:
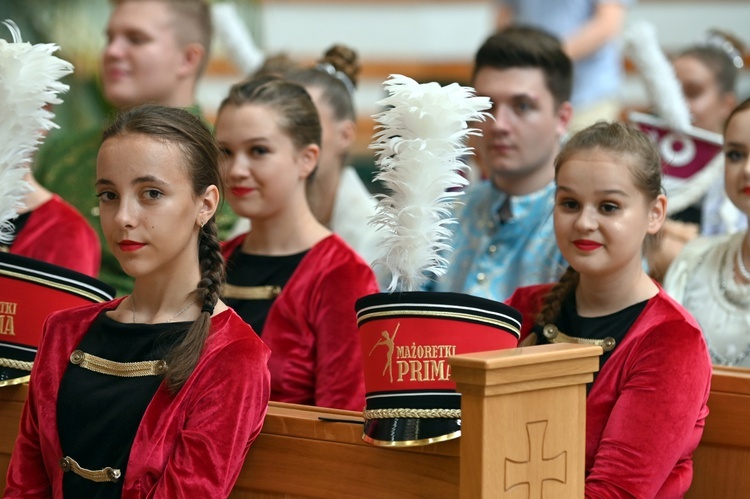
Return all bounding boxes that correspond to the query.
[736,242,750,282]
[718,246,750,308]
[130,295,196,324]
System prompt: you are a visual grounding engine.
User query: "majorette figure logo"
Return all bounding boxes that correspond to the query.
[356,293,522,395]
[369,323,399,383]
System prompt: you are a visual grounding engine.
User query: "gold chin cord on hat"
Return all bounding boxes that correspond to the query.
[542,324,616,352]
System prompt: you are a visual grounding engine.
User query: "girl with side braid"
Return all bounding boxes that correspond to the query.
[506,121,711,497]
[6,105,271,498]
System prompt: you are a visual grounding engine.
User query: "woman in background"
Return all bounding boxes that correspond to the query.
[216,76,378,411]
[286,45,385,281]
[665,98,750,367]
[672,29,746,235]
[231,45,388,287]
[647,30,746,281]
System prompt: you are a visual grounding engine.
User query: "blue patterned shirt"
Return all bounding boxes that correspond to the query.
[430,180,567,301]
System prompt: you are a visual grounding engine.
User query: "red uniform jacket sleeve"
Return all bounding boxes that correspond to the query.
[11,195,101,278]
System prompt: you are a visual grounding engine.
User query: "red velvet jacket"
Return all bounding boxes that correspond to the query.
[11,195,100,277]
[4,299,271,498]
[507,285,711,499]
[222,233,379,411]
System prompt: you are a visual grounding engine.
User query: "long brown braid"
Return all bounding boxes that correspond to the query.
[534,266,579,329]
[164,219,225,393]
[102,104,225,393]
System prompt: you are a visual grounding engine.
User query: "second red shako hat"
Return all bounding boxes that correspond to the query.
[359,75,522,446]
[357,291,521,446]
[0,252,114,386]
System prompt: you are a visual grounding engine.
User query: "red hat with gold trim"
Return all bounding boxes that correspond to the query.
[356,291,520,446]
[357,75,522,446]
[0,252,114,386]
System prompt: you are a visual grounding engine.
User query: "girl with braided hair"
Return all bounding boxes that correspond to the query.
[506,121,711,497]
[6,105,271,498]
[216,76,378,412]
[230,45,389,288]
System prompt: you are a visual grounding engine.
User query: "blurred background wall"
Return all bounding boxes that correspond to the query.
[2,0,749,182]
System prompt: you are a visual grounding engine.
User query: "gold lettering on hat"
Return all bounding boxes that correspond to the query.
[369,322,460,384]
[394,343,456,382]
[396,359,451,382]
[0,301,17,336]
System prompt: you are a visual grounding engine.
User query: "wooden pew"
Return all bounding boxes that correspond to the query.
[3,346,749,497]
[687,366,750,499]
[0,343,600,497]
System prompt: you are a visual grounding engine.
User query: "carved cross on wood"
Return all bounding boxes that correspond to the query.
[505,420,567,499]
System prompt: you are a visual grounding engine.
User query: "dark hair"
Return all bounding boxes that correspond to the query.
[102,104,225,393]
[555,121,662,201]
[536,121,663,327]
[473,25,573,107]
[252,52,302,79]
[286,44,360,123]
[678,30,745,95]
[724,97,750,134]
[111,0,213,75]
[219,75,322,151]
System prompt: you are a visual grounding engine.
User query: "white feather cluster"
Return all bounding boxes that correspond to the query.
[370,74,491,292]
[0,20,73,244]
[624,22,691,132]
[211,2,264,76]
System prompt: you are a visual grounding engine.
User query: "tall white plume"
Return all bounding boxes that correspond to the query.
[211,2,264,76]
[369,74,491,292]
[0,20,73,244]
[624,21,691,132]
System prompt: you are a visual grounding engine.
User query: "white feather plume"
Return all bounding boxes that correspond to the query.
[624,21,691,132]
[369,74,491,292]
[211,2,264,76]
[0,20,73,244]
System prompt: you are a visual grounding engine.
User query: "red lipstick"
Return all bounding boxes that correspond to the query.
[573,240,602,251]
[103,68,127,81]
[231,187,256,197]
[119,240,145,252]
